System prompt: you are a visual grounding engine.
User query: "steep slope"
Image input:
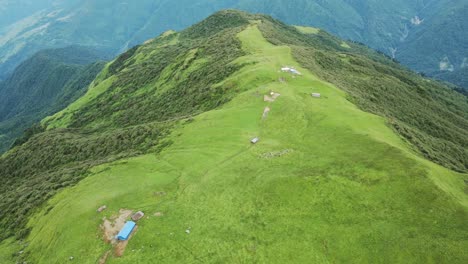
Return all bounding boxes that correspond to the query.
[0,46,106,152]
[397,0,468,88]
[0,11,467,263]
[0,1,466,89]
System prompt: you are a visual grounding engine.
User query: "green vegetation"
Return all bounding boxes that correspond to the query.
[294,25,319,34]
[0,10,466,263]
[1,1,467,89]
[435,67,468,91]
[255,17,468,172]
[0,122,172,241]
[0,10,249,246]
[0,46,106,152]
[397,0,468,88]
[47,11,248,130]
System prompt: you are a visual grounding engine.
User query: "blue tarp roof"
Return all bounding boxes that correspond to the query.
[117,221,136,241]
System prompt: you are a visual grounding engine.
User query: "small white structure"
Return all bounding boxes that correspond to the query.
[281,66,301,75]
[271,92,281,99]
[311,93,321,98]
[290,69,302,75]
[251,137,260,144]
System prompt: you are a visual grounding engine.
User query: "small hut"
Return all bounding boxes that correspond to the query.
[250,137,260,144]
[311,93,321,98]
[290,69,302,75]
[131,211,145,221]
[281,67,301,75]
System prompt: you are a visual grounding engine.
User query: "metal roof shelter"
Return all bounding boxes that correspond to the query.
[117,221,136,241]
[290,69,302,75]
[251,137,260,144]
[132,211,145,221]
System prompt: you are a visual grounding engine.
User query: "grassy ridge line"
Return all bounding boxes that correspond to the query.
[256,18,468,172]
[0,11,253,246]
[7,25,466,263]
[44,12,248,130]
[239,24,468,208]
[241,24,468,208]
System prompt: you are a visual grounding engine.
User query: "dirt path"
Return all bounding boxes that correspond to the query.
[98,251,111,264]
[262,107,271,119]
[115,226,139,257]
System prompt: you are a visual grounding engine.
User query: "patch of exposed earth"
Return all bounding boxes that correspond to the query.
[99,209,136,263]
[101,209,133,243]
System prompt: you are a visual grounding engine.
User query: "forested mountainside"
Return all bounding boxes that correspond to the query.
[0,0,466,89]
[396,0,468,87]
[0,10,466,263]
[0,46,106,152]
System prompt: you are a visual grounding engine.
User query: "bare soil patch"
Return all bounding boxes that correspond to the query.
[101,209,133,243]
[115,226,138,257]
[262,107,271,119]
[260,149,293,159]
[99,209,137,263]
[264,95,274,102]
[153,191,166,196]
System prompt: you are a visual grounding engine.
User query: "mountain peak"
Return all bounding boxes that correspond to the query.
[180,9,256,39]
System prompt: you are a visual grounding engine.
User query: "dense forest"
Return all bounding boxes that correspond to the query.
[0,46,107,153]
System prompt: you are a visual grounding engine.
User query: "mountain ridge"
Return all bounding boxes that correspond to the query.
[0,1,466,88]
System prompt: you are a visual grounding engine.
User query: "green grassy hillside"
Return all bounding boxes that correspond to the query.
[255,18,468,172]
[0,11,467,263]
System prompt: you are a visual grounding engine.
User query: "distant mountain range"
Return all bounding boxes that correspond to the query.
[0,0,467,88]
